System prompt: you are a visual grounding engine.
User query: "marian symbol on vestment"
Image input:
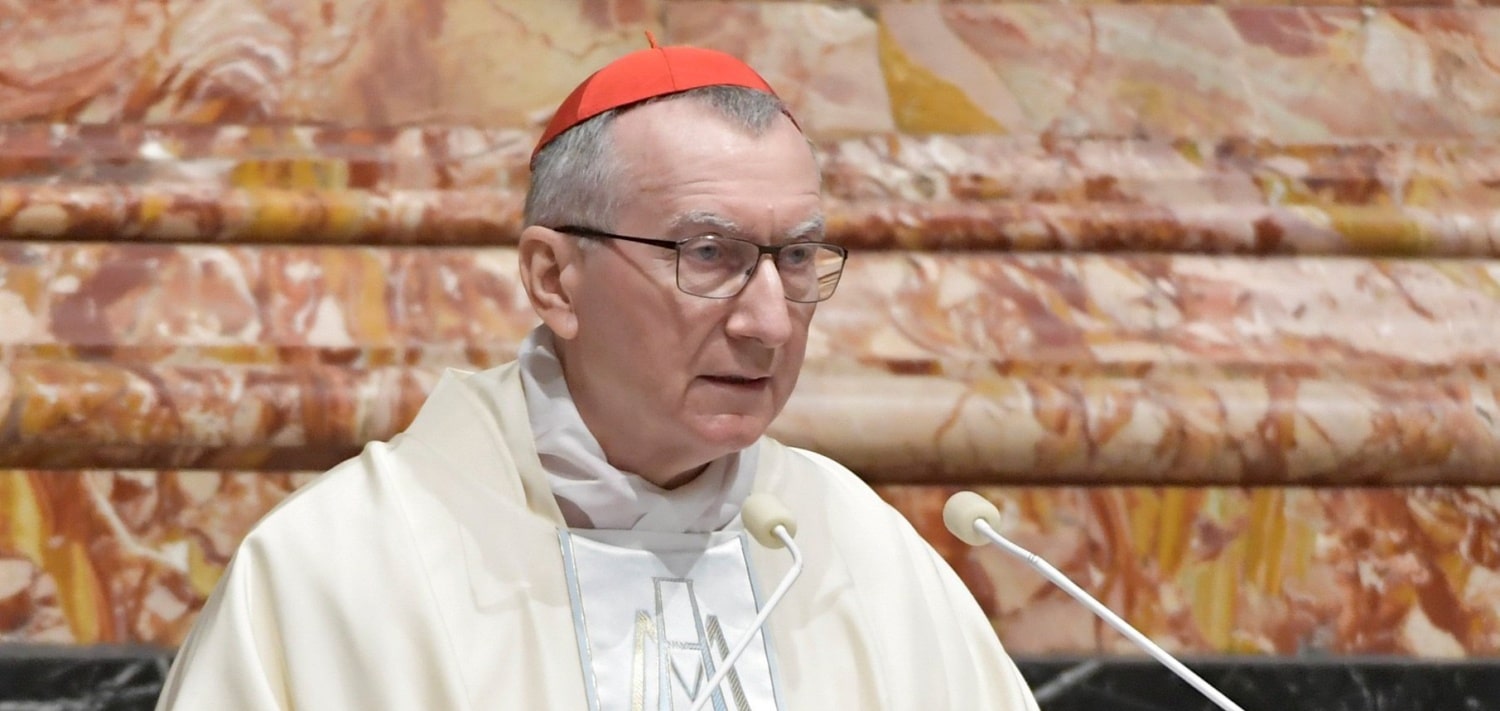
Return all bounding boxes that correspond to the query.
[626,578,747,711]
[559,529,785,711]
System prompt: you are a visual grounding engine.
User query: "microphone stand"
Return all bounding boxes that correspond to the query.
[973,519,1247,711]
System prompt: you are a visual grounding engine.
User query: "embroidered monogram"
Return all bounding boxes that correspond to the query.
[559,529,785,711]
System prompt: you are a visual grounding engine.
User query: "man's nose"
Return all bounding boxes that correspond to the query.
[724,256,793,347]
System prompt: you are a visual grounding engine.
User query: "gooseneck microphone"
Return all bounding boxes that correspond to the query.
[943,491,1247,711]
[688,494,804,711]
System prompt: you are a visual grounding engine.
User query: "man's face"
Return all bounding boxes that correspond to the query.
[557,99,823,487]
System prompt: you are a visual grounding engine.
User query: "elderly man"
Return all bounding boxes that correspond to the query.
[157,42,1038,710]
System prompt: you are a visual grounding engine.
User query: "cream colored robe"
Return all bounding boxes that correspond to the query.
[156,363,1039,710]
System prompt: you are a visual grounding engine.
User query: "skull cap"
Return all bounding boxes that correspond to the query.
[531,32,794,165]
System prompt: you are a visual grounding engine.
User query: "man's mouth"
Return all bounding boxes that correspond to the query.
[702,374,770,388]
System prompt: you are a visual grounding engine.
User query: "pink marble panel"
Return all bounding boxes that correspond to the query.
[875,5,1500,140]
[5,358,1496,484]
[5,3,1499,137]
[0,0,660,126]
[887,486,1500,657]
[0,470,310,646]
[6,244,1500,370]
[664,2,895,136]
[6,469,1500,658]
[0,243,534,365]
[4,244,1500,482]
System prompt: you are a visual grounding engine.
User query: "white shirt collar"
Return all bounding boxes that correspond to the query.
[517,326,758,532]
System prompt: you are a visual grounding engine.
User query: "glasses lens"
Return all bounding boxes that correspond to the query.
[675,237,847,302]
[676,236,759,298]
[779,244,846,303]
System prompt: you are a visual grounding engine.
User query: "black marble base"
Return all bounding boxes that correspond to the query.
[1019,656,1500,711]
[1,647,1498,710]
[0,646,169,711]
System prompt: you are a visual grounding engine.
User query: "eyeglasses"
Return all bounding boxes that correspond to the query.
[551,225,848,303]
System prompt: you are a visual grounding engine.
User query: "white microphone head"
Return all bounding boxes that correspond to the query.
[741,494,797,549]
[943,491,1002,546]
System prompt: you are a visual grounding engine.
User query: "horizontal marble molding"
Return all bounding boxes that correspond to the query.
[819,135,1500,255]
[784,362,1500,485]
[6,244,1500,368]
[6,187,1500,256]
[0,361,426,471]
[4,359,1496,484]
[6,470,1500,658]
[0,124,531,192]
[0,185,518,245]
[826,199,1500,255]
[4,243,1500,482]
[6,127,1500,253]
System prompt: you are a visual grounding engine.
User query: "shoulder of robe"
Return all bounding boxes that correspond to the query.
[774,443,900,514]
[230,440,410,570]
[761,440,918,546]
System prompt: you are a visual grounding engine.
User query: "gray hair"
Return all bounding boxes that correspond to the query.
[524,85,795,232]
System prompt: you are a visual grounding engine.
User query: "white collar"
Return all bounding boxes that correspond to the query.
[517,327,758,532]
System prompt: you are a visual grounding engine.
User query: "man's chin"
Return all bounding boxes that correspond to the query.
[690,413,772,453]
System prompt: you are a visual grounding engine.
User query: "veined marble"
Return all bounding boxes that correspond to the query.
[4,4,1498,143]
[3,244,1500,482]
[5,244,1499,368]
[0,124,532,190]
[5,128,1499,254]
[6,470,1500,658]
[0,0,658,127]
[5,0,1500,678]
[869,5,1500,140]
[0,185,520,245]
[0,470,313,646]
[886,486,1500,657]
[4,358,1496,484]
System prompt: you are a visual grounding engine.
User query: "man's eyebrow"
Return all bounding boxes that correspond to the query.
[670,210,742,236]
[668,211,826,242]
[786,214,825,241]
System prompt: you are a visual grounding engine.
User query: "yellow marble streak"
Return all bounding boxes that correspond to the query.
[186,538,223,599]
[0,474,103,643]
[229,159,351,190]
[55,540,103,644]
[1245,490,1288,597]
[0,473,46,570]
[876,23,1003,134]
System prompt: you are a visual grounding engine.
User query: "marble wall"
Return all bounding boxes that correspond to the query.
[4,0,1500,674]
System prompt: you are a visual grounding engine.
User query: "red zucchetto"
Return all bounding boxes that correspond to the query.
[531,32,794,165]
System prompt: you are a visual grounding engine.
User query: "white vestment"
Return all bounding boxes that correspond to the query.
[156,362,1040,710]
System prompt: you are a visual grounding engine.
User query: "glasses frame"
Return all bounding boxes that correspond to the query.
[551,225,848,303]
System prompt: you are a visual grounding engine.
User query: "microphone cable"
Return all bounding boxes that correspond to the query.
[688,495,804,711]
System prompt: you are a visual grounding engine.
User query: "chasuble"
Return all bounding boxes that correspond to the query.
[156,362,1039,710]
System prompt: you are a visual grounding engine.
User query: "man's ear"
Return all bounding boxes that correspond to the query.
[518,225,581,339]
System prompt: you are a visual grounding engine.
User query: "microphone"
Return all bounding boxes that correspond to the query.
[688,494,804,711]
[943,492,1247,711]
